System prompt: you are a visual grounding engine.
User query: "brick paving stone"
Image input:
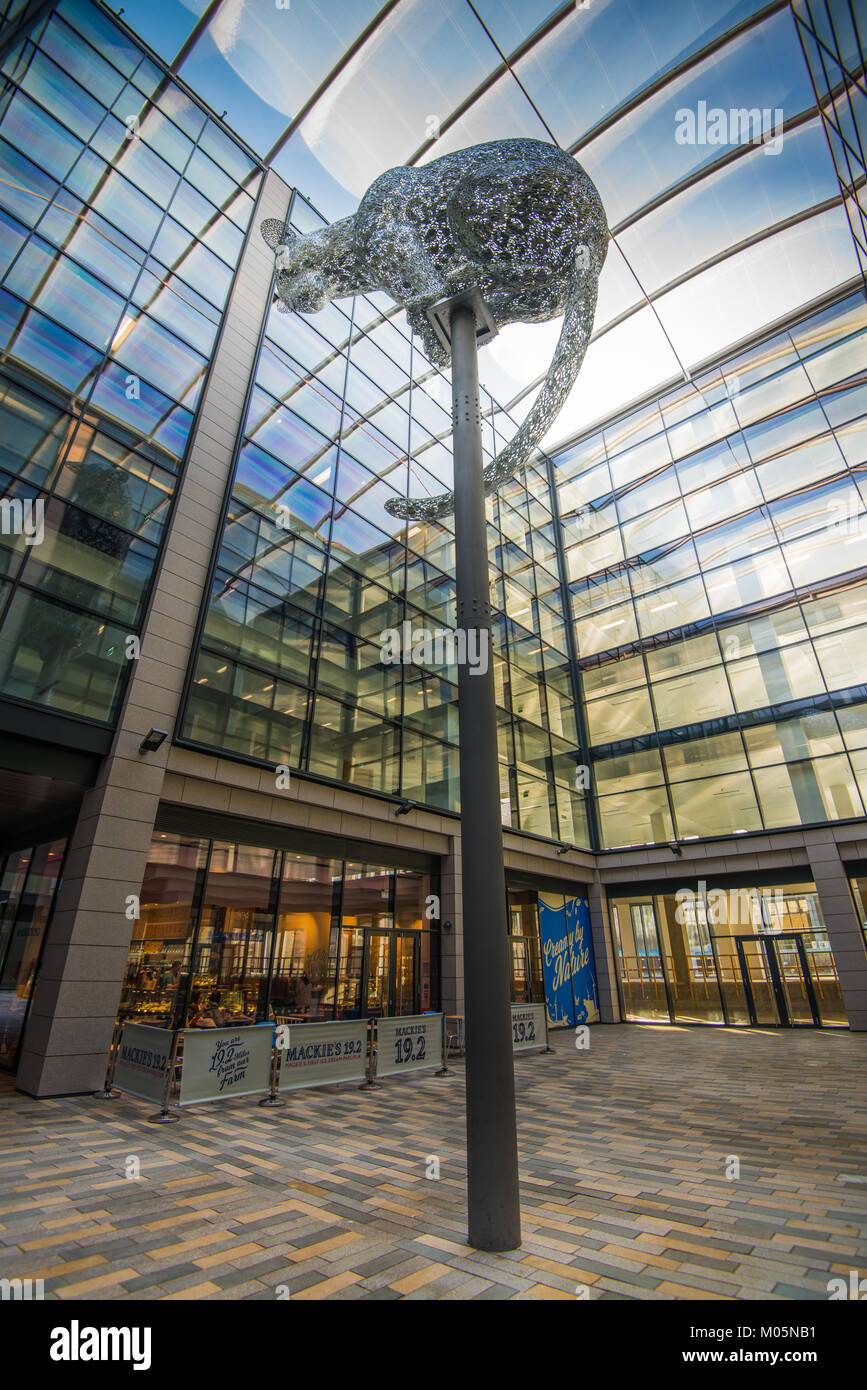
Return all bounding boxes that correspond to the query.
[773,1282,834,1299]
[1,1025,865,1301]
[353,1249,418,1278]
[122,1262,203,1291]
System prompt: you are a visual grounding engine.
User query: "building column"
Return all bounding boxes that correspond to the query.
[15,171,289,1096]
[589,873,621,1022]
[806,833,867,1031]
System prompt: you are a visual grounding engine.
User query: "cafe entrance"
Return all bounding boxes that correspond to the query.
[362,928,420,1016]
[733,932,846,1027]
[609,880,849,1028]
[338,926,420,1017]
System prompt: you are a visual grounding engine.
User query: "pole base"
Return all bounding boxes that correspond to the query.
[258,1095,285,1107]
[94,1088,120,1099]
[147,1110,179,1124]
[358,1080,381,1089]
[434,1066,452,1076]
[468,1235,523,1253]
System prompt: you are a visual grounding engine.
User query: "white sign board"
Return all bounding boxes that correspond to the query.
[179,1024,273,1105]
[511,1003,547,1053]
[376,1013,443,1078]
[113,1023,173,1103]
[277,1020,367,1091]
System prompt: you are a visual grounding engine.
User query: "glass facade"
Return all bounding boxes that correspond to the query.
[1,0,865,856]
[117,830,440,1029]
[561,291,867,847]
[794,0,867,291]
[0,0,260,724]
[609,879,848,1027]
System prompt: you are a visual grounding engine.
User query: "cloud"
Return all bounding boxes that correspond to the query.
[210,0,245,56]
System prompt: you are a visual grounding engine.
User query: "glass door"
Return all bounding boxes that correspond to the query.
[510,937,530,1003]
[801,931,848,1026]
[336,926,364,1017]
[735,938,780,1025]
[630,901,669,1018]
[772,936,816,1026]
[735,935,821,1026]
[393,932,419,1015]
[362,930,390,1017]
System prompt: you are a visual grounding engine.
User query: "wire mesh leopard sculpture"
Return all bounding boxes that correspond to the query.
[262,138,607,521]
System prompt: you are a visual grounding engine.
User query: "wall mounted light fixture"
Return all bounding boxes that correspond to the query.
[138,728,168,755]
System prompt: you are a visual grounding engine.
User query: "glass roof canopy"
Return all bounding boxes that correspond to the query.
[112,0,864,453]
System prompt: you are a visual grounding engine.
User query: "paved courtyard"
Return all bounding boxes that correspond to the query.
[1,1024,865,1301]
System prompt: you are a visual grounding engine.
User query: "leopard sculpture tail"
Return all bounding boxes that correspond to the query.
[384,257,600,522]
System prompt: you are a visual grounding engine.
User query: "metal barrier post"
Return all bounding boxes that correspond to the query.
[435,1014,451,1076]
[543,1006,555,1054]
[147,1029,180,1124]
[259,1023,286,1107]
[94,1020,122,1099]
[358,1017,381,1089]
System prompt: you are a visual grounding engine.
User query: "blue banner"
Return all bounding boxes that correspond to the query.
[565,896,600,1024]
[538,893,600,1027]
[539,893,575,1027]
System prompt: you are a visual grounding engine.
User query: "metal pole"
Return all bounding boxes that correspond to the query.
[450,301,521,1252]
[147,1029,180,1124]
[435,1012,451,1076]
[95,1020,122,1099]
[359,1017,381,1089]
[258,1022,286,1107]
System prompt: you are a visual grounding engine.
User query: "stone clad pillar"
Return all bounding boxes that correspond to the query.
[588,873,621,1022]
[806,832,867,1031]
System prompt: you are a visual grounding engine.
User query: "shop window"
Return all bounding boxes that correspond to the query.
[119,838,441,1031]
[654,891,724,1025]
[118,833,208,1028]
[507,889,545,1007]
[271,854,341,1022]
[189,843,278,1026]
[609,897,670,1021]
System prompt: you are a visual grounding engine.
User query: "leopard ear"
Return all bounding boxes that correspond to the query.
[261,218,295,251]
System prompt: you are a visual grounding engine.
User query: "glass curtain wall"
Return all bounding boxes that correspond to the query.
[560,290,867,848]
[0,0,260,723]
[0,837,66,1068]
[792,0,867,290]
[117,831,440,1028]
[609,880,848,1027]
